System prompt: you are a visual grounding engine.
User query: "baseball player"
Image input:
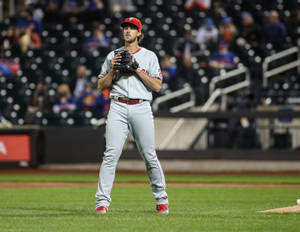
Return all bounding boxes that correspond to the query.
[95,17,169,214]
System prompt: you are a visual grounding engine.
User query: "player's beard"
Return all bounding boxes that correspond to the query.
[126,37,138,44]
[124,34,138,44]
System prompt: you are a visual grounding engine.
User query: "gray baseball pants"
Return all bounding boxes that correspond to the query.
[95,99,168,208]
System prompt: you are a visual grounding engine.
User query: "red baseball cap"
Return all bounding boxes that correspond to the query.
[121,17,142,31]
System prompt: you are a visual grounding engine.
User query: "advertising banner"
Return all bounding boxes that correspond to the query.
[0,135,31,162]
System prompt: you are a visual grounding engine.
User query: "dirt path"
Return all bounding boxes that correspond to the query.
[1,182,300,189]
[1,168,300,175]
[1,168,300,189]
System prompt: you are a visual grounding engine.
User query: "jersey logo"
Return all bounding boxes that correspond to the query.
[140,69,149,75]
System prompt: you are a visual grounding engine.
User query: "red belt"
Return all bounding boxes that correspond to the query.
[117,97,143,105]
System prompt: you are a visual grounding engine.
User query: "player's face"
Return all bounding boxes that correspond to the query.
[122,25,141,43]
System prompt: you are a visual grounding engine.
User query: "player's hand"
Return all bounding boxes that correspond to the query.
[131,57,139,72]
[111,54,122,69]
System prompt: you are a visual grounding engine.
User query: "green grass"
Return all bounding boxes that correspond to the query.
[0,185,300,232]
[0,173,300,184]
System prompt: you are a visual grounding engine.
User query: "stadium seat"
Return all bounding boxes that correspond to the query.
[1,0,299,125]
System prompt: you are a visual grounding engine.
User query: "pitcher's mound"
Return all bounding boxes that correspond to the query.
[258,205,300,213]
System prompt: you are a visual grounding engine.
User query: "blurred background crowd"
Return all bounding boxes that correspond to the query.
[0,0,299,127]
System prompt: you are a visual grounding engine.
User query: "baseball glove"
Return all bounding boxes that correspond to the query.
[113,49,139,73]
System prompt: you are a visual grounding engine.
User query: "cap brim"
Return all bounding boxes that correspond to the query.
[121,22,140,31]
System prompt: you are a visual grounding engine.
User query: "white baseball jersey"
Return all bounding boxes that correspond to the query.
[98,47,163,101]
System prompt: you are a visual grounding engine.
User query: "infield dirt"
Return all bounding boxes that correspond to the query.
[258,205,300,213]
